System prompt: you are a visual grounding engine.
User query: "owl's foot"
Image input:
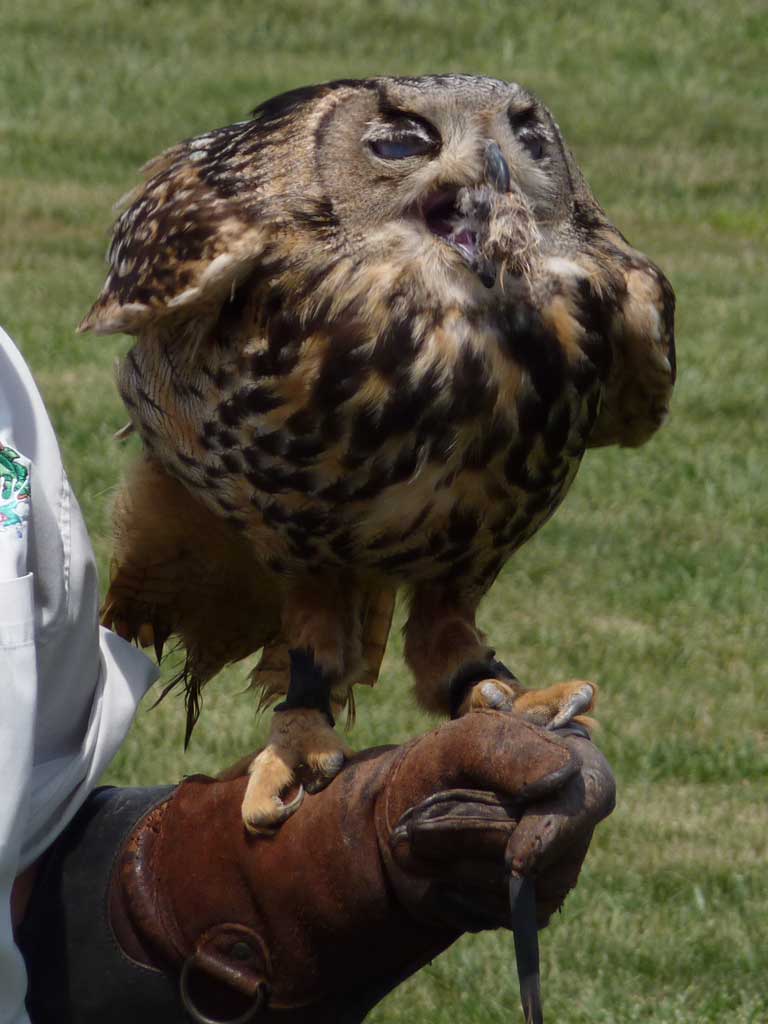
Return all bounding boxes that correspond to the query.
[513,679,597,730]
[452,660,597,730]
[241,707,351,834]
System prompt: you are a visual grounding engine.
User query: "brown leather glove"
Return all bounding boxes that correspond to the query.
[112,711,613,1022]
[19,710,614,1024]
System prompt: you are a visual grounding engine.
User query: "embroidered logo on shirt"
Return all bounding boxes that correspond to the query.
[0,442,31,537]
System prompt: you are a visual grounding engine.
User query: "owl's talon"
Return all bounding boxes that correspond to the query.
[243,785,305,835]
[460,677,520,715]
[547,683,596,729]
[240,707,349,832]
[302,748,347,793]
[460,672,597,732]
[513,679,598,729]
[480,681,508,708]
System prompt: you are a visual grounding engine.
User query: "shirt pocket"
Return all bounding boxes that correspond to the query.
[0,572,35,648]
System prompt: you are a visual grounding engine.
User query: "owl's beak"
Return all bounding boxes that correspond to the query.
[420,142,513,288]
[483,140,511,194]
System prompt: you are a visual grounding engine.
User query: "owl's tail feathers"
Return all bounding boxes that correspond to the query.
[101,457,281,745]
[342,584,396,727]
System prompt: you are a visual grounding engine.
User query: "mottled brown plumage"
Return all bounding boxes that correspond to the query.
[82,75,675,830]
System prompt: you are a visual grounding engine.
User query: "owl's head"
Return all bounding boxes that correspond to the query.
[294,76,578,278]
[81,75,620,336]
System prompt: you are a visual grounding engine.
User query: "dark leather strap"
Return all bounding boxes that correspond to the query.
[509,875,543,1024]
[504,721,591,1024]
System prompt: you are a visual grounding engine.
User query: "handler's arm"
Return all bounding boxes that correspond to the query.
[1,326,159,1024]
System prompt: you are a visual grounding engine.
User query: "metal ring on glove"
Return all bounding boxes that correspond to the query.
[180,955,266,1024]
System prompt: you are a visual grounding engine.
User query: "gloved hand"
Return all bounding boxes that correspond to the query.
[109,709,614,1022]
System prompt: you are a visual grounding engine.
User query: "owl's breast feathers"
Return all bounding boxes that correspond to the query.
[114,249,620,595]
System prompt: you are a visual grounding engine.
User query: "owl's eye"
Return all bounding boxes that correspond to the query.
[519,132,545,161]
[366,111,439,161]
[508,104,547,161]
[368,133,436,161]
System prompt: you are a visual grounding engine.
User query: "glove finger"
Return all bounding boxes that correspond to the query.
[394,789,523,864]
[505,732,615,882]
[382,710,579,837]
[530,832,593,927]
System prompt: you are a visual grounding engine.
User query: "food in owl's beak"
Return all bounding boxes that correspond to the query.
[422,187,480,264]
[422,187,497,287]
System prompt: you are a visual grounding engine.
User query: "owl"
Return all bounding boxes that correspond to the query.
[81,75,675,832]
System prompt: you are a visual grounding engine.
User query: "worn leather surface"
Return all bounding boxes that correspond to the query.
[19,710,614,1022]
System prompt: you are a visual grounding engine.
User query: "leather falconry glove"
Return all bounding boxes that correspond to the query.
[18,709,614,1024]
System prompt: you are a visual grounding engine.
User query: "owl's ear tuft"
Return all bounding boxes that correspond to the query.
[79,145,272,336]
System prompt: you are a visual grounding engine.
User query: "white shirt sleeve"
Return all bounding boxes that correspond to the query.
[0,326,160,1023]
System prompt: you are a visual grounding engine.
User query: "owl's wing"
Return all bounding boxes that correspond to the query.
[548,137,675,452]
[79,130,275,336]
[561,143,677,450]
[589,245,671,450]
[587,231,676,449]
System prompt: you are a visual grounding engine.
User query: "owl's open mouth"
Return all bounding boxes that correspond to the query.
[421,187,480,265]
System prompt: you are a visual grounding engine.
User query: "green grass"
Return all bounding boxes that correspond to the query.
[2,1,766,1020]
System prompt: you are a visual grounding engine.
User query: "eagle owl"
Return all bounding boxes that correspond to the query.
[81,75,675,832]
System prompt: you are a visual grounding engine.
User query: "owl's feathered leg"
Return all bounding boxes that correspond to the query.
[404,587,496,713]
[241,580,356,834]
[404,585,596,727]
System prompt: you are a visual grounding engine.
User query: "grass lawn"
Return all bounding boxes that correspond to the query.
[2,1,766,1021]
